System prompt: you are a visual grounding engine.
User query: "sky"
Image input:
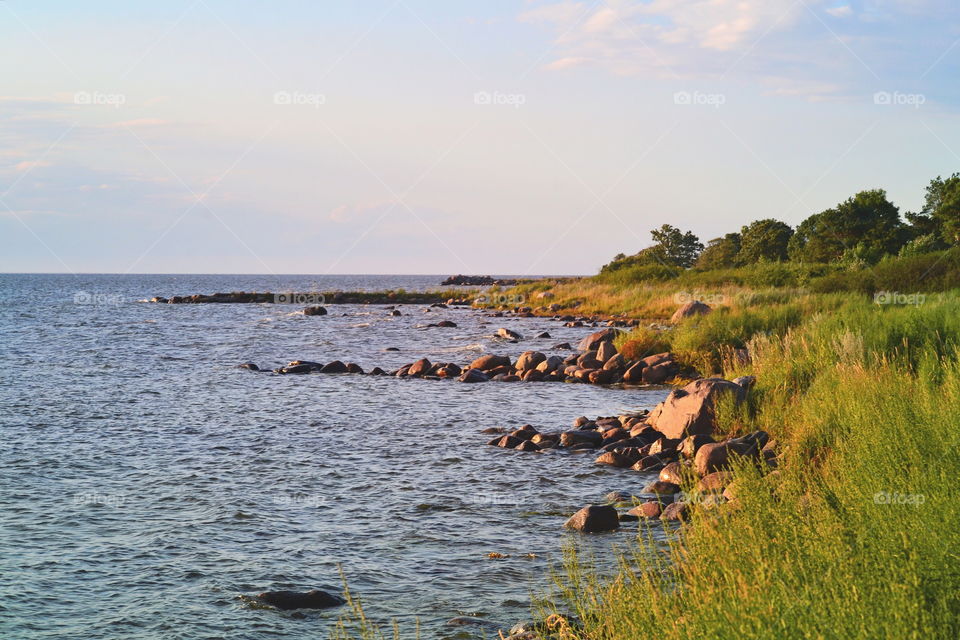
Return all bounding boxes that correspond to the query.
[1,0,959,275]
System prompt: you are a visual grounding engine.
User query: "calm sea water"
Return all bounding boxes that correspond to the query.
[0,274,669,639]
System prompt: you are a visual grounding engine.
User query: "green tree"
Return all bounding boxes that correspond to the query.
[736,219,793,264]
[788,189,907,263]
[696,233,741,269]
[648,224,704,268]
[906,173,960,246]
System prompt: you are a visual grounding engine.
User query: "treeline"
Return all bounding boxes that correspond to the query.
[601,173,960,274]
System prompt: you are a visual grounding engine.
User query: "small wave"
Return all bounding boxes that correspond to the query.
[433,343,485,354]
[350,322,371,328]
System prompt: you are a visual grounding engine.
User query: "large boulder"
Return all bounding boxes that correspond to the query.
[622,361,645,384]
[694,436,761,476]
[642,361,676,384]
[577,328,622,351]
[648,378,746,440]
[670,301,711,323]
[303,306,327,316]
[470,354,511,371]
[564,505,619,533]
[536,355,565,374]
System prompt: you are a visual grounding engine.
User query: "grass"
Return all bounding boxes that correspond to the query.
[551,291,960,639]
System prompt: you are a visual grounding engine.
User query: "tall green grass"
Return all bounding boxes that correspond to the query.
[557,293,960,639]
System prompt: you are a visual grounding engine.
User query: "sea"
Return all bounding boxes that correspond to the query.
[0,274,669,639]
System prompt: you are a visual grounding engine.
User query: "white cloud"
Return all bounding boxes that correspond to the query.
[826,5,854,17]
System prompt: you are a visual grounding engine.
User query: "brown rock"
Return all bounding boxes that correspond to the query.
[643,480,681,496]
[497,327,522,340]
[595,451,636,468]
[698,471,734,493]
[622,361,645,383]
[648,378,747,440]
[661,501,690,521]
[659,461,686,485]
[516,440,541,452]
[469,354,511,371]
[628,501,663,518]
[577,328,623,351]
[642,361,676,384]
[407,358,432,377]
[459,368,490,383]
[596,341,618,363]
[588,369,613,385]
[564,505,619,533]
[515,351,546,372]
[679,433,715,459]
[560,430,603,448]
[670,301,711,323]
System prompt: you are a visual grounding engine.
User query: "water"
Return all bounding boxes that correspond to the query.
[0,274,669,639]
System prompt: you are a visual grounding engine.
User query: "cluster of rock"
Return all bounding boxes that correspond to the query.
[436,328,680,385]
[441,275,518,286]
[149,291,473,305]
[244,327,682,387]
[487,376,780,531]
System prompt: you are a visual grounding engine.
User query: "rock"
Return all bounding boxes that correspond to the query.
[602,353,626,372]
[256,589,344,610]
[659,461,686,485]
[660,502,690,521]
[516,440,541,452]
[576,352,602,369]
[698,471,734,493]
[497,327,522,340]
[535,331,551,339]
[279,363,314,374]
[588,369,613,385]
[648,438,681,456]
[238,362,260,371]
[459,368,490,383]
[436,320,457,328]
[596,341,618,363]
[573,416,591,427]
[670,301,711,323]
[577,328,622,351]
[564,505,619,533]
[628,501,663,518]
[732,375,756,390]
[560,430,602,448]
[320,361,348,374]
[595,451,637,468]
[536,355,565,374]
[604,490,633,503]
[641,361,676,384]
[345,362,364,374]
[648,378,747,440]
[631,455,665,472]
[622,361,645,384]
[521,370,544,382]
[303,306,328,316]
[643,480,680,496]
[369,367,386,376]
[407,358,432,377]
[493,435,522,448]
[436,363,462,378]
[694,438,761,476]
[515,351,547,373]
[470,354,511,371]
[551,342,573,350]
[390,309,402,316]
[679,433,715,459]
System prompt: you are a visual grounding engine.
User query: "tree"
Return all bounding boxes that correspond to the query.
[906,173,960,246]
[696,233,741,269]
[736,219,793,264]
[788,189,907,263]
[648,224,704,268]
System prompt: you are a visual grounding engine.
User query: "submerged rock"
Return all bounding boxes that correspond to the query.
[256,589,344,610]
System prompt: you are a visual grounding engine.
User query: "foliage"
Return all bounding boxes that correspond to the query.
[736,219,793,264]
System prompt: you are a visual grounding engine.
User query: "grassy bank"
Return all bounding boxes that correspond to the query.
[552,288,960,639]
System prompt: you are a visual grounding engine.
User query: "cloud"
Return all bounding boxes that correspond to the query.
[826,5,854,17]
[106,118,169,128]
[329,199,398,222]
[14,160,52,172]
